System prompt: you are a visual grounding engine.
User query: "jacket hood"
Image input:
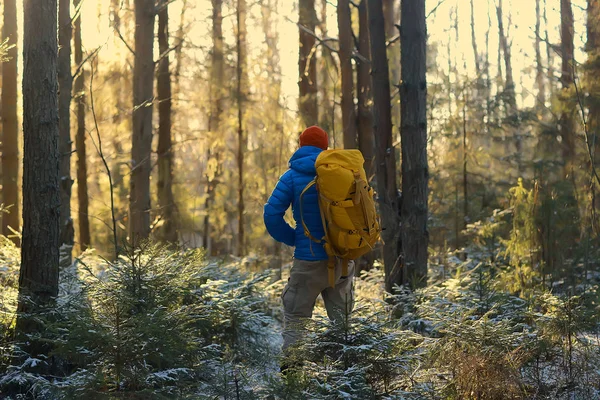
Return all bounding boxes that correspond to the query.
[288,146,322,175]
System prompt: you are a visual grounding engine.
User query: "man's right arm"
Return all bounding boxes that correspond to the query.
[264,171,295,247]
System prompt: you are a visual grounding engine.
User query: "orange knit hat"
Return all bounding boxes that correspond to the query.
[299,126,328,150]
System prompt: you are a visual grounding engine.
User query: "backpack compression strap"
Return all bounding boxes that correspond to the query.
[300,179,325,245]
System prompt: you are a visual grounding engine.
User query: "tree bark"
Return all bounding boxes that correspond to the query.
[338,0,357,149]
[535,0,546,108]
[368,0,400,292]
[358,0,374,179]
[236,0,247,256]
[299,0,318,126]
[157,0,177,243]
[560,0,575,172]
[1,0,19,245]
[130,0,155,245]
[400,0,428,289]
[17,0,60,338]
[58,0,74,262]
[74,0,90,252]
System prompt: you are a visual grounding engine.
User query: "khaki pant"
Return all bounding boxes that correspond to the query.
[281,258,355,351]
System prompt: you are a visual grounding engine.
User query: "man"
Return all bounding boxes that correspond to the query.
[263,126,355,357]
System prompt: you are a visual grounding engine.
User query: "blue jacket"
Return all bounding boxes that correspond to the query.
[264,146,328,260]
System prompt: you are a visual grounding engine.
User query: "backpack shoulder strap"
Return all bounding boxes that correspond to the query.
[299,179,322,244]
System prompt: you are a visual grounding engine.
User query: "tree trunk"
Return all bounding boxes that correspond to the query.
[17,0,60,339]
[400,0,428,289]
[58,0,74,263]
[560,0,575,173]
[368,0,400,292]
[535,0,546,108]
[383,0,395,39]
[236,0,247,256]
[1,0,19,245]
[130,0,155,245]
[318,0,335,142]
[338,0,357,149]
[157,1,177,243]
[544,0,555,98]
[205,0,224,254]
[74,0,91,252]
[496,0,516,111]
[358,0,374,179]
[470,0,481,78]
[587,0,600,167]
[299,0,318,126]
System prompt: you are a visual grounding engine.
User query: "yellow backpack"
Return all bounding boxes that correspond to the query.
[300,149,381,287]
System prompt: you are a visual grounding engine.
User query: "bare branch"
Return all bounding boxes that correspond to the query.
[89,58,120,259]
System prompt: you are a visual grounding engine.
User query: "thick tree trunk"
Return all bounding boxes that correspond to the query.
[496,0,516,111]
[400,0,428,288]
[157,1,177,243]
[299,0,318,126]
[338,0,357,149]
[17,0,60,338]
[358,0,374,179]
[130,0,155,244]
[236,0,247,256]
[368,0,400,292]
[1,0,19,244]
[535,0,546,108]
[560,0,575,172]
[58,0,74,262]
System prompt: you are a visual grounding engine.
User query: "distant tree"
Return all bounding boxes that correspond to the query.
[58,0,74,261]
[560,0,575,174]
[1,0,19,244]
[130,0,155,244]
[337,0,357,149]
[205,0,225,254]
[535,0,546,108]
[318,0,335,140]
[17,0,60,339]
[236,0,248,256]
[368,0,400,291]
[299,0,318,126]
[74,0,91,252]
[157,0,177,243]
[496,0,516,111]
[400,0,428,288]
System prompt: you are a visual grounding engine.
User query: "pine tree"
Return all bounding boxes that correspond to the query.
[368,0,401,291]
[74,0,91,252]
[338,0,357,149]
[17,0,60,342]
[400,0,428,288]
[1,0,19,245]
[130,0,155,244]
[157,0,177,243]
[58,0,74,261]
[299,0,318,126]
